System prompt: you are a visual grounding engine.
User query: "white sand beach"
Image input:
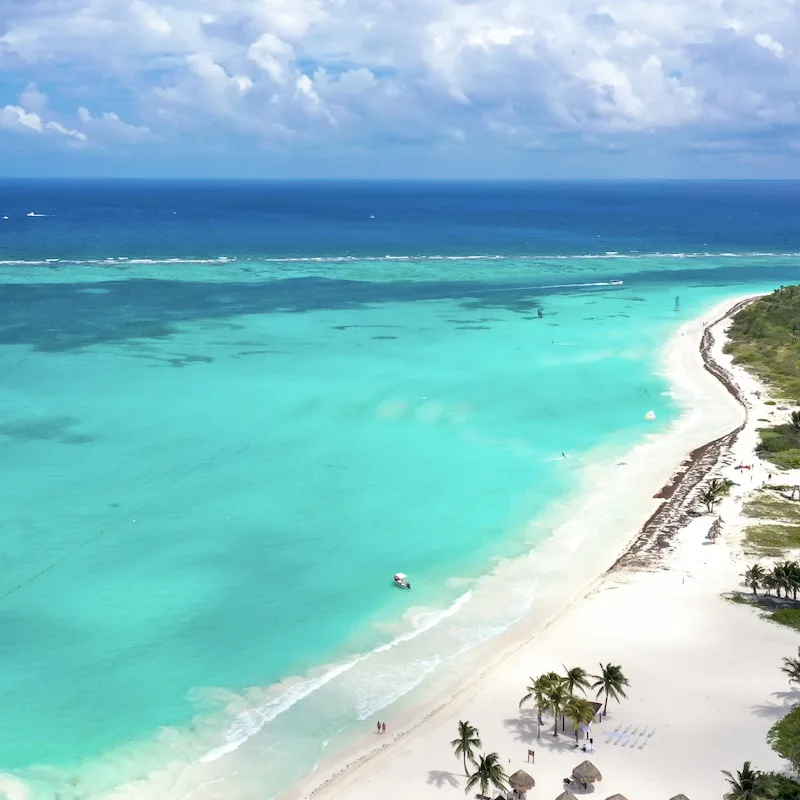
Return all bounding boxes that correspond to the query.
[288,295,800,800]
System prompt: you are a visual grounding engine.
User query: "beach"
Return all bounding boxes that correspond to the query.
[287,294,800,800]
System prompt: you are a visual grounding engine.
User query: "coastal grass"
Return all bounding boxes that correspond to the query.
[743,523,800,555]
[768,608,800,631]
[742,493,800,524]
[726,286,800,467]
[725,594,800,632]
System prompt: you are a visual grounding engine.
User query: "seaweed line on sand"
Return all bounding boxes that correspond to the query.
[610,296,756,572]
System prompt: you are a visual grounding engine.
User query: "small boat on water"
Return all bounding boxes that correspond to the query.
[394,572,411,589]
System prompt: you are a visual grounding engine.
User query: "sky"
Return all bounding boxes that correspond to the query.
[1,0,800,178]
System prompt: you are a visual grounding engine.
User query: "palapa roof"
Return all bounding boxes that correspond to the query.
[555,792,578,800]
[572,760,603,783]
[669,796,691,800]
[508,770,535,790]
[605,795,629,800]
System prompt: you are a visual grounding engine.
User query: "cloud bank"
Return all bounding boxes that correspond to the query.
[0,0,799,170]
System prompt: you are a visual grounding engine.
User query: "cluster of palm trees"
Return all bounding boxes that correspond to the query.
[699,477,735,513]
[519,663,630,741]
[451,722,507,797]
[722,760,800,799]
[743,561,800,599]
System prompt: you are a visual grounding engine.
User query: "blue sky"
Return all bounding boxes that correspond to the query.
[1,0,800,178]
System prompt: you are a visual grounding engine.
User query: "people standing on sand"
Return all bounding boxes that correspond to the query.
[376,721,381,734]
[382,722,386,734]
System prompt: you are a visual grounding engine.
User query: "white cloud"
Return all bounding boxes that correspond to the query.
[1,0,800,154]
[77,108,153,143]
[755,32,785,57]
[0,104,87,141]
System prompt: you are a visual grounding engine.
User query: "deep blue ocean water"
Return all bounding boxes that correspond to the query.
[3,179,800,262]
[1,180,799,800]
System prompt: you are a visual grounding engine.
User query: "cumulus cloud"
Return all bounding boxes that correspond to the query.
[1,0,799,156]
[0,84,152,147]
[77,108,153,143]
[0,103,87,141]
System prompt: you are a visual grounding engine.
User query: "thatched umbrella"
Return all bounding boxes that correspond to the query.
[555,792,578,800]
[605,795,629,800]
[669,796,691,800]
[508,769,535,795]
[572,760,603,785]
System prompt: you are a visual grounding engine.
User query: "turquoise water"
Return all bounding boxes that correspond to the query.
[0,252,796,798]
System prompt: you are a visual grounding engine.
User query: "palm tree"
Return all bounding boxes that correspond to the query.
[791,411,800,433]
[564,697,597,745]
[519,671,561,711]
[464,753,508,798]
[782,648,800,685]
[699,486,719,512]
[783,561,800,600]
[771,564,788,599]
[591,663,630,715]
[544,678,570,736]
[708,477,735,497]
[450,721,482,777]
[744,564,767,596]
[562,665,591,696]
[722,760,773,799]
[763,572,777,597]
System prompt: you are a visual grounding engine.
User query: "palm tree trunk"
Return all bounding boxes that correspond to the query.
[752,584,757,596]
[463,753,468,777]
[553,714,559,736]
[603,694,609,715]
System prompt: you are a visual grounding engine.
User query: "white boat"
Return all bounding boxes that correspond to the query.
[393,572,411,589]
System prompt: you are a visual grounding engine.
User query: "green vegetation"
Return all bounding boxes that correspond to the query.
[591,662,630,715]
[744,524,800,555]
[741,560,800,599]
[726,286,800,467]
[723,763,800,798]
[464,753,507,797]
[727,285,800,398]
[519,663,629,742]
[766,400,778,405]
[770,609,800,631]
[743,493,800,524]
[769,706,800,773]
[451,721,482,776]
[698,477,735,512]
[722,761,775,799]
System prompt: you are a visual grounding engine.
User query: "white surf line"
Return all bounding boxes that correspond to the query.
[483,279,624,292]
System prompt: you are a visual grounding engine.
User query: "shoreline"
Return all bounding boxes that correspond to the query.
[286,292,769,800]
[610,295,757,572]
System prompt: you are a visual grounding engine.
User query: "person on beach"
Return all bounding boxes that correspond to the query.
[377,721,381,734]
[382,722,386,734]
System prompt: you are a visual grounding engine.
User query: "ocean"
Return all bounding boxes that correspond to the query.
[0,180,798,799]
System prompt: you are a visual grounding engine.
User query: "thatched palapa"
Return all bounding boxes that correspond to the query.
[669,796,691,800]
[508,770,535,792]
[555,791,578,800]
[572,760,603,784]
[605,795,630,800]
